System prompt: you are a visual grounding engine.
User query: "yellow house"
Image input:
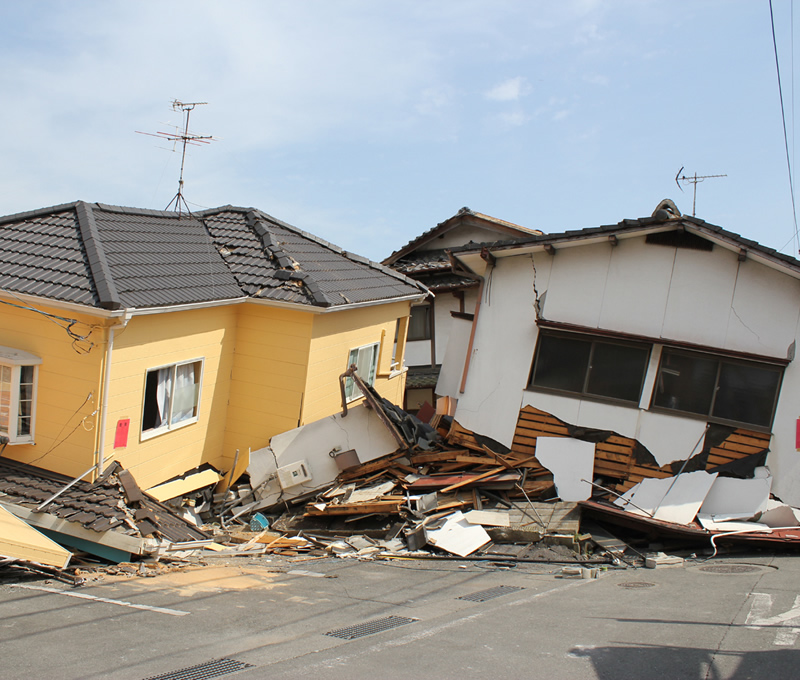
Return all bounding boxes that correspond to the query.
[0,202,426,490]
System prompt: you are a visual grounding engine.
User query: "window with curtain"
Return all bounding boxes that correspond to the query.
[0,347,41,444]
[408,305,432,341]
[142,360,203,436]
[344,343,380,402]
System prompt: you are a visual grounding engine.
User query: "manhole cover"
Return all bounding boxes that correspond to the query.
[325,615,417,640]
[699,564,762,574]
[618,582,656,589]
[458,585,525,602]
[142,658,254,680]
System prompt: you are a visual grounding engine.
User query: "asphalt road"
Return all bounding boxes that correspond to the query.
[2,552,799,679]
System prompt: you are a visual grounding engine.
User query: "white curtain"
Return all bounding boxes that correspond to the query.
[155,367,172,428]
[171,363,197,423]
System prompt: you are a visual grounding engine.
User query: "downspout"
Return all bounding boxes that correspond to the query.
[459,278,485,394]
[96,314,130,476]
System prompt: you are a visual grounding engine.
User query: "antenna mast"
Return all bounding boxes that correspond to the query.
[136,100,216,216]
[675,167,727,216]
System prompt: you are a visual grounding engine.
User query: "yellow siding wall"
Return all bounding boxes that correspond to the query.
[303,301,411,423]
[107,307,237,489]
[221,304,313,466]
[0,302,102,477]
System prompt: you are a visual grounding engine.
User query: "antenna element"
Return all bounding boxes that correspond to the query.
[136,100,216,215]
[675,167,727,217]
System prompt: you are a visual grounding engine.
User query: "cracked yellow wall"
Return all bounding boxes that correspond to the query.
[0,301,102,478]
[220,304,314,470]
[106,306,238,490]
[303,301,411,424]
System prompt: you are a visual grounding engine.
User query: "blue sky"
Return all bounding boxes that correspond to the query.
[0,1,797,261]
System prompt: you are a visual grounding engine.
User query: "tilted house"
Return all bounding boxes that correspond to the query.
[383,207,539,411]
[0,202,426,491]
[437,200,800,507]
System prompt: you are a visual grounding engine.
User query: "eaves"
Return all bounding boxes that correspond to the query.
[1,499,158,556]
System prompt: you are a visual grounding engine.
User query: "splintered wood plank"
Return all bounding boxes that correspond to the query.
[410,451,471,464]
[440,466,508,493]
[305,500,403,516]
[338,452,408,481]
[595,442,636,457]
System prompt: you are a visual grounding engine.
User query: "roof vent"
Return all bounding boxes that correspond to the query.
[651,199,682,220]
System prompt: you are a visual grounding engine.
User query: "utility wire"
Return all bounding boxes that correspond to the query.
[769,0,800,254]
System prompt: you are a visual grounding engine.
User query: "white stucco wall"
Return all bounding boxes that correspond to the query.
[446,233,800,504]
[452,253,550,446]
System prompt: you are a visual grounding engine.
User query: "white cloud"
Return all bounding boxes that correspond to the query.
[484,77,530,102]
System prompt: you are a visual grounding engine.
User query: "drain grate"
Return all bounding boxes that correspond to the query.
[618,581,656,589]
[142,658,254,680]
[699,564,762,574]
[457,585,525,602]
[326,615,417,640]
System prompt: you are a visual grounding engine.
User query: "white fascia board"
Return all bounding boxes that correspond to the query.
[0,290,120,320]
[3,289,427,320]
[0,501,157,555]
[684,226,800,281]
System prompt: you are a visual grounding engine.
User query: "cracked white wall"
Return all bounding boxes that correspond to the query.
[445,234,800,504]
[248,404,400,506]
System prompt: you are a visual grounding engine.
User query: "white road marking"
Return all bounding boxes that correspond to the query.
[745,592,800,646]
[10,584,190,616]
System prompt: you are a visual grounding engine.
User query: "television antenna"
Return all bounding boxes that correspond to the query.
[136,100,216,215]
[675,167,727,217]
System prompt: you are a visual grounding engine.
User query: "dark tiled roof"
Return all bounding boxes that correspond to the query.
[383,207,540,265]
[0,459,207,543]
[413,272,479,292]
[0,202,426,310]
[448,209,800,274]
[406,364,441,389]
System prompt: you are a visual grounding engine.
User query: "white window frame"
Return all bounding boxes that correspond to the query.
[0,346,41,445]
[344,342,380,402]
[141,358,204,440]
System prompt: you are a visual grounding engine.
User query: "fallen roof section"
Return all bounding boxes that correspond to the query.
[0,459,207,562]
[0,504,71,569]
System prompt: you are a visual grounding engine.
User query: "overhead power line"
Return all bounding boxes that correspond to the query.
[769,0,800,254]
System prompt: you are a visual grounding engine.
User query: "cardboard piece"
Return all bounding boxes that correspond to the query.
[426,511,491,557]
[757,499,800,527]
[535,437,595,502]
[615,470,718,525]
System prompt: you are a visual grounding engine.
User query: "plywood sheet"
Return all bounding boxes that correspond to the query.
[147,469,223,502]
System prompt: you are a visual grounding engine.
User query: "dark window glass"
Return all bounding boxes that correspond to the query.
[587,342,650,403]
[713,362,781,428]
[653,348,782,428]
[653,350,717,415]
[532,334,591,393]
[530,333,648,404]
[408,305,431,341]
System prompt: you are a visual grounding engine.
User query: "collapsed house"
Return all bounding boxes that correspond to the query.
[426,199,800,537]
[382,207,540,412]
[214,200,800,562]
